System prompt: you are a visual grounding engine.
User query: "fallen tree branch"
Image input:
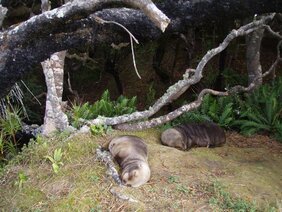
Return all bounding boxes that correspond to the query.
[110,187,138,203]
[81,13,275,127]
[96,146,139,202]
[116,37,282,130]
[96,147,122,186]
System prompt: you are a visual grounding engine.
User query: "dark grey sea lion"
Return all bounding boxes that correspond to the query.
[109,135,151,187]
[161,122,226,150]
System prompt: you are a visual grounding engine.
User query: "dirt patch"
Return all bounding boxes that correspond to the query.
[227,131,281,149]
[43,179,73,198]
[104,129,282,210]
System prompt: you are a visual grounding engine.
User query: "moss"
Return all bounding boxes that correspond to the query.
[1,186,46,211]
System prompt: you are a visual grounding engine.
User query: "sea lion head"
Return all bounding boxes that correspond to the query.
[161,128,186,150]
[121,161,151,187]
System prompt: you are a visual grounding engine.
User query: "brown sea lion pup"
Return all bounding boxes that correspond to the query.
[161,122,226,150]
[109,135,151,187]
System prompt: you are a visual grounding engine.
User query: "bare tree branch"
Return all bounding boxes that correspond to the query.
[116,38,282,131]
[264,25,282,39]
[81,14,276,127]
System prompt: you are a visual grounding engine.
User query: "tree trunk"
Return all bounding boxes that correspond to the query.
[246,27,265,88]
[41,49,69,135]
[41,0,69,135]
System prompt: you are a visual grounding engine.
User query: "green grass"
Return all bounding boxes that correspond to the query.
[209,181,257,211]
[1,129,281,211]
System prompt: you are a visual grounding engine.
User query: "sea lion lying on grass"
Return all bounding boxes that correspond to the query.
[161,122,226,150]
[109,135,151,187]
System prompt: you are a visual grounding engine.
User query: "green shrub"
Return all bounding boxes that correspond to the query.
[69,90,137,128]
[172,94,236,129]
[0,107,22,163]
[169,77,282,142]
[234,78,282,141]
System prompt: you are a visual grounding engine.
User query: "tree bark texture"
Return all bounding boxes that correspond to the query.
[41,0,69,135]
[246,27,265,88]
[0,0,170,98]
[0,0,281,98]
[41,52,69,135]
[0,5,8,27]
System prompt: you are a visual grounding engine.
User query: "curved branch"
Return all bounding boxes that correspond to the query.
[115,89,228,130]
[117,35,282,131]
[81,13,275,126]
[0,0,170,98]
[264,25,282,39]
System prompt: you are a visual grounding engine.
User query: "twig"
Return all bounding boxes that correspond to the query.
[21,80,42,105]
[93,16,142,79]
[130,36,141,79]
[110,187,138,203]
[96,146,140,202]
[264,25,282,39]
[67,72,80,100]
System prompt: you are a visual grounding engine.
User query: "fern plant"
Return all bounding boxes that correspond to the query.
[173,95,235,129]
[234,78,282,141]
[69,90,137,128]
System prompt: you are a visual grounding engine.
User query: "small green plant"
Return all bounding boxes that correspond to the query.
[90,124,113,136]
[167,175,190,194]
[14,171,28,189]
[209,181,257,211]
[69,90,137,128]
[90,125,105,136]
[0,107,23,166]
[45,148,64,174]
[167,175,179,184]
[159,122,173,131]
[176,184,190,194]
[0,133,4,156]
[90,175,100,183]
[0,107,22,145]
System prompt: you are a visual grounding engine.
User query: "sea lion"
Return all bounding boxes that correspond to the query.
[161,122,226,150]
[109,135,151,187]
